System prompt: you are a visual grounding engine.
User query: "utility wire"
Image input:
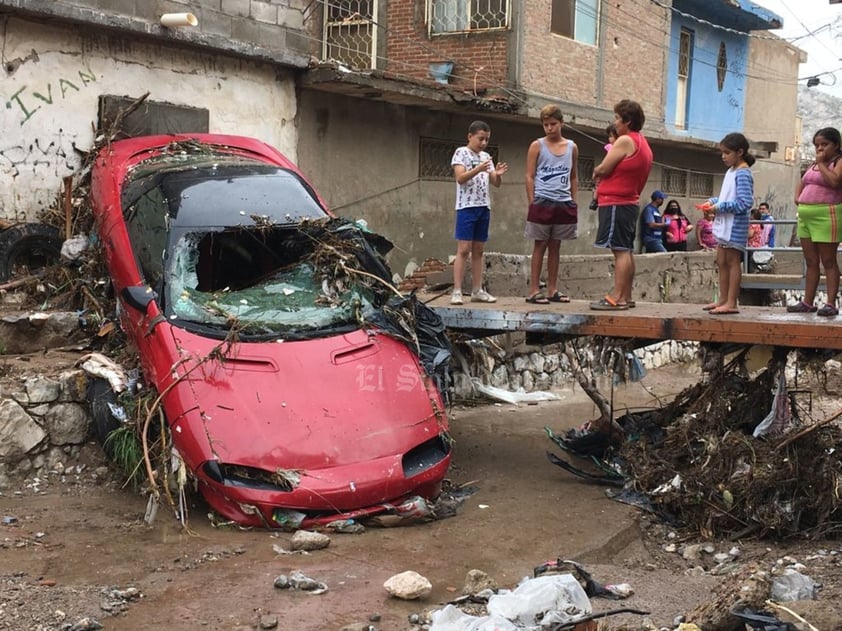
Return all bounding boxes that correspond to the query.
[315,2,808,137]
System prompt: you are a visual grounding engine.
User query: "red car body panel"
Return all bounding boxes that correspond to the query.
[89,134,451,528]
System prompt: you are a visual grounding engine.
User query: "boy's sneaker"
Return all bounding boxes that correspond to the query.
[470,289,497,303]
[450,290,464,305]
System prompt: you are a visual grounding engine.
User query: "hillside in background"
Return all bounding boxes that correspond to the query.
[797,86,842,159]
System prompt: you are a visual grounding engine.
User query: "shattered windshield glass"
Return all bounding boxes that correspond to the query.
[166,228,377,339]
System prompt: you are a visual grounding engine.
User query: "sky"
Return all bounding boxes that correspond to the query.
[755,0,842,98]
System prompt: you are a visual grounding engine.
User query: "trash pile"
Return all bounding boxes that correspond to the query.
[549,350,842,539]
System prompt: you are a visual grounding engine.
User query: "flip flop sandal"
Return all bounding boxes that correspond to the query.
[787,300,818,313]
[526,293,550,305]
[548,291,570,303]
[589,296,628,311]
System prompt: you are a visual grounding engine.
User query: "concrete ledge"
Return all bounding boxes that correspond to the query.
[479,251,720,304]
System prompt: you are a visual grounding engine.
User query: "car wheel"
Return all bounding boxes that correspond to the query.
[0,223,63,281]
[87,378,123,450]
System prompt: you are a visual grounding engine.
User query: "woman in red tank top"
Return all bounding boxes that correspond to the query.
[590,100,654,311]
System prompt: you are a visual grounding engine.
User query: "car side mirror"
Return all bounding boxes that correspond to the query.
[121,285,157,313]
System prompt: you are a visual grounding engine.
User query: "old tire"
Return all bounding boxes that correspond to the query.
[0,223,63,281]
[87,378,122,451]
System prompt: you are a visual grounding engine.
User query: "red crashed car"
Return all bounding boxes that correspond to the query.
[89,134,451,528]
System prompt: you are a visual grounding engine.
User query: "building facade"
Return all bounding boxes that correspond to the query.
[0,1,804,280]
[0,0,311,222]
[301,0,803,275]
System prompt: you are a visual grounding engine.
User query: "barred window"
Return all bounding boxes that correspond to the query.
[660,167,714,198]
[578,156,594,190]
[428,0,510,35]
[662,167,688,196]
[323,0,377,70]
[688,170,714,198]
[419,137,499,179]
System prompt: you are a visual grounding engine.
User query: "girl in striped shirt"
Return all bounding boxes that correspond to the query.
[700,132,755,315]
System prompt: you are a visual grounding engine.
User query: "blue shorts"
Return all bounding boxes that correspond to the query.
[455,206,491,242]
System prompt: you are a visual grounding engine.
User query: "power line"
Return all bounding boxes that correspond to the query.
[315,2,806,137]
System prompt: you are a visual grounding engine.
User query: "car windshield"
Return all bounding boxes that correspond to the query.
[123,157,378,340]
[165,227,377,339]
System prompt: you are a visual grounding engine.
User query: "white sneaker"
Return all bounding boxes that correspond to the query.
[450,290,464,305]
[471,289,497,303]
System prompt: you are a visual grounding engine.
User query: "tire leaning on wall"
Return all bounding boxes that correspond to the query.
[87,378,123,454]
[0,223,63,282]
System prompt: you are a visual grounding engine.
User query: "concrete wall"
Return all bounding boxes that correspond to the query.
[480,251,721,305]
[297,90,758,276]
[0,0,312,64]
[744,35,803,229]
[0,16,298,222]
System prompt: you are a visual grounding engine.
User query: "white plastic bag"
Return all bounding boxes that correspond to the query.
[472,379,560,405]
[429,604,518,631]
[486,574,591,626]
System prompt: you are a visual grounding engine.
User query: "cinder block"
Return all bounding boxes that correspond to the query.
[199,7,233,36]
[250,0,277,24]
[221,0,250,18]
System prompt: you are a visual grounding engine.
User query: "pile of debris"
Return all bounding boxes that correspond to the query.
[549,349,842,540]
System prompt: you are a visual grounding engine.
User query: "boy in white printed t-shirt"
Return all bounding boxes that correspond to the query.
[450,120,508,305]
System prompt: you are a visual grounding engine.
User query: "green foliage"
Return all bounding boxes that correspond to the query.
[103,425,144,488]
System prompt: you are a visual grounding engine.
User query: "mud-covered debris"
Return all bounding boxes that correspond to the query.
[273,570,328,594]
[549,354,842,539]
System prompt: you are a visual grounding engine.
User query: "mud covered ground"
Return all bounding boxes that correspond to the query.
[2,360,842,630]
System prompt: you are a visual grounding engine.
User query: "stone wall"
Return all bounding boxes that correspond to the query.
[451,334,698,398]
[0,370,93,486]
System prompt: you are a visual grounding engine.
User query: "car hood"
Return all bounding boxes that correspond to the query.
[161,327,445,473]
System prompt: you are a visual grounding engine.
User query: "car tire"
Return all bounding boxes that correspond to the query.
[87,378,123,451]
[0,223,63,282]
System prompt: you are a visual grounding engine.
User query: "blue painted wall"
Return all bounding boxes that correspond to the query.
[664,17,748,143]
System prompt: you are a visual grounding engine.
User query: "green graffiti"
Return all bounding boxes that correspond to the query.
[6,67,95,125]
[59,79,80,98]
[33,83,53,104]
[7,86,40,125]
[78,69,96,85]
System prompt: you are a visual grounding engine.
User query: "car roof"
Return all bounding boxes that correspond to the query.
[99,133,330,212]
[102,133,298,173]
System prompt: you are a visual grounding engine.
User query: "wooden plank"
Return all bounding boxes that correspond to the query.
[426,297,842,350]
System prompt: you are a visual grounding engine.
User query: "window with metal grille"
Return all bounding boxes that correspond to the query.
[678,30,691,79]
[550,0,599,45]
[578,156,594,190]
[716,42,727,92]
[662,167,687,196]
[675,28,692,129]
[419,137,499,179]
[322,0,377,70]
[427,0,510,35]
[688,171,714,198]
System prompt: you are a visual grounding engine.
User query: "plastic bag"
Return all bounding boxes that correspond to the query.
[486,574,591,626]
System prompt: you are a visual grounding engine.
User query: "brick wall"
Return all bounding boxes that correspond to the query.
[382,0,668,119]
[385,1,511,90]
[519,0,667,118]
